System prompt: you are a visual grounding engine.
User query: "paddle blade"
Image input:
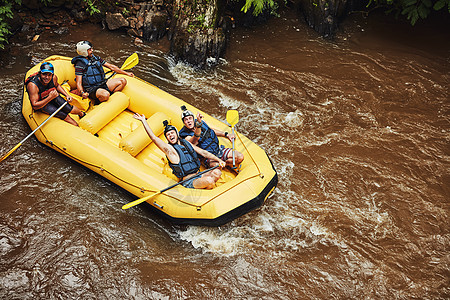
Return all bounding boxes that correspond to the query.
[0,143,22,163]
[121,53,139,70]
[122,191,158,210]
[226,110,239,126]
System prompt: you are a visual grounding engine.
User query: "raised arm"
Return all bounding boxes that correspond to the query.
[133,113,178,162]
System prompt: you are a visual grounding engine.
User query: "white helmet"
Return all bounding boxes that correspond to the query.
[76,41,92,57]
[180,105,194,121]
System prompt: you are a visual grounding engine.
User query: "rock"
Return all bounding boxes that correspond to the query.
[298,0,348,38]
[22,0,39,10]
[48,0,66,7]
[127,17,138,29]
[170,27,226,69]
[136,16,145,29]
[142,11,168,41]
[41,6,60,16]
[127,28,143,38]
[71,9,89,22]
[105,12,129,30]
[170,0,227,68]
[54,27,69,35]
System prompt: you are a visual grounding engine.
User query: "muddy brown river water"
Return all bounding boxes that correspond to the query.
[0,10,449,299]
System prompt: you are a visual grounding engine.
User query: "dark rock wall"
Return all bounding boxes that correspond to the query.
[297,0,370,38]
[169,0,227,68]
[11,0,370,68]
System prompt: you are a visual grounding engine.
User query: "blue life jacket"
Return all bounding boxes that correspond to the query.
[71,55,105,91]
[25,72,56,100]
[168,139,201,179]
[179,121,220,156]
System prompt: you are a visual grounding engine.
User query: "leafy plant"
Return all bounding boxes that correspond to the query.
[84,0,101,15]
[241,0,277,16]
[368,0,450,25]
[0,0,21,50]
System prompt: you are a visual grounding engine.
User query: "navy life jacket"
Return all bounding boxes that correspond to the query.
[25,72,56,100]
[168,139,201,179]
[71,55,105,91]
[195,121,220,156]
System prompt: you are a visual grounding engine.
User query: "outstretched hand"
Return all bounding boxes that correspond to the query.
[133,113,146,122]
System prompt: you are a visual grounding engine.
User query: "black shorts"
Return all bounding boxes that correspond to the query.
[88,83,112,105]
[41,96,73,120]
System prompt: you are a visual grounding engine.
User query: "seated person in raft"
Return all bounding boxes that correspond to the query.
[178,106,244,169]
[133,113,225,189]
[25,62,85,126]
[72,40,134,105]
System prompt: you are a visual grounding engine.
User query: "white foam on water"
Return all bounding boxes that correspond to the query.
[218,95,243,109]
[178,226,246,256]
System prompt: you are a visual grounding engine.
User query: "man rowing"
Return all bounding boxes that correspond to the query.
[25,62,85,126]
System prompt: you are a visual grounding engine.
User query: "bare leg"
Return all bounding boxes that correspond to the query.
[224,150,244,168]
[63,115,79,126]
[95,78,128,102]
[70,105,85,118]
[193,169,222,189]
[107,78,127,93]
[96,88,111,102]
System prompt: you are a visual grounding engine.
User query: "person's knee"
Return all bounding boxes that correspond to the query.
[211,169,222,180]
[236,152,244,163]
[97,89,110,102]
[204,177,216,189]
[116,78,127,91]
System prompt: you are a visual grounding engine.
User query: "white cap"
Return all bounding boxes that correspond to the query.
[76,41,92,57]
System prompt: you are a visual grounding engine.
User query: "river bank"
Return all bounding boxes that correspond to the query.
[4,0,450,69]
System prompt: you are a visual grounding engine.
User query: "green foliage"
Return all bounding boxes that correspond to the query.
[84,0,101,15]
[368,0,450,25]
[0,0,21,50]
[241,0,277,16]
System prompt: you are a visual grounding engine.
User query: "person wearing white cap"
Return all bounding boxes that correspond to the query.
[71,41,134,104]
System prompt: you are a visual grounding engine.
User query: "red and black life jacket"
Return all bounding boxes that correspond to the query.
[25,72,56,100]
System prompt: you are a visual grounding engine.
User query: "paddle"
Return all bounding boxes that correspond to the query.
[122,165,220,210]
[0,101,68,163]
[226,110,239,169]
[121,52,139,70]
[86,52,139,93]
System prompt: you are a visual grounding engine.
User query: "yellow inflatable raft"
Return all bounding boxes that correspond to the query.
[22,55,278,226]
